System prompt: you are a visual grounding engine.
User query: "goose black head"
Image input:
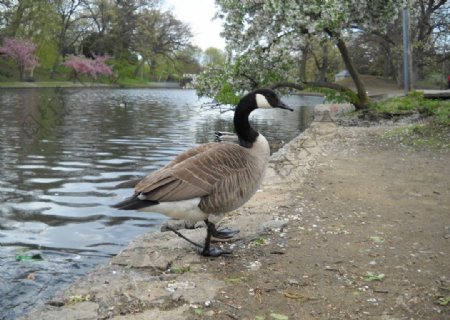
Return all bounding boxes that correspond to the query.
[234,88,293,148]
[253,88,293,111]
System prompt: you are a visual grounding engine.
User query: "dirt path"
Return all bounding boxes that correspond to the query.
[192,125,450,320]
[22,119,450,320]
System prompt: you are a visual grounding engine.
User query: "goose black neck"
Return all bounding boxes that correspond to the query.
[234,95,259,148]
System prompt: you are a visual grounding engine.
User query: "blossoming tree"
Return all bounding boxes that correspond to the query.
[64,54,113,81]
[0,38,39,81]
[196,0,405,109]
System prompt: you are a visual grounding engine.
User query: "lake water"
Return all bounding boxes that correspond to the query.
[0,87,323,319]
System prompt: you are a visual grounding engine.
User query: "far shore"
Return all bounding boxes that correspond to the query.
[0,81,327,97]
[0,81,182,89]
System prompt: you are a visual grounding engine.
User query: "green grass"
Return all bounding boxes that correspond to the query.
[382,123,450,150]
[370,91,450,126]
[116,77,152,87]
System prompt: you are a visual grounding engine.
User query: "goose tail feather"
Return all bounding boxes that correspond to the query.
[112,195,158,210]
[114,178,142,189]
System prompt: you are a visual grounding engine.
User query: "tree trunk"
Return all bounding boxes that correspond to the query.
[299,45,308,81]
[19,64,24,82]
[318,44,328,82]
[326,29,369,109]
[334,35,369,109]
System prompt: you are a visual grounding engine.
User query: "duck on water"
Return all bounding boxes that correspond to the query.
[113,89,293,257]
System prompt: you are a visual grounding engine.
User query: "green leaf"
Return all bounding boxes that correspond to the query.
[255,316,266,320]
[68,294,90,304]
[364,272,385,282]
[193,307,204,315]
[252,237,266,245]
[225,276,247,284]
[15,253,43,261]
[437,296,450,306]
[270,313,289,320]
[171,265,191,274]
[369,236,385,244]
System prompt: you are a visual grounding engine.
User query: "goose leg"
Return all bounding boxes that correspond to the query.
[201,220,232,257]
[206,220,240,239]
[165,223,231,257]
[165,225,203,249]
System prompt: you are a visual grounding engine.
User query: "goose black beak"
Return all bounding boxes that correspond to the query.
[277,101,294,111]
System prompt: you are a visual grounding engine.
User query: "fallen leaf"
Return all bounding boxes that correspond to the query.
[193,307,204,315]
[364,272,385,282]
[225,276,247,284]
[270,312,289,320]
[369,236,385,244]
[437,296,450,306]
[15,253,43,261]
[68,294,91,304]
[283,291,307,300]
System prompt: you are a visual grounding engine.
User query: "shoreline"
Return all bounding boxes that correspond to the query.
[0,81,182,89]
[0,82,326,98]
[18,104,352,319]
[19,104,450,320]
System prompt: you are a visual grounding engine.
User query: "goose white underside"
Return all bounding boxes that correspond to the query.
[137,197,209,223]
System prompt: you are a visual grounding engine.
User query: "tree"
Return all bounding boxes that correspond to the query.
[63,54,113,81]
[79,0,116,56]
[110,0,156,59]
[49,0,86,76]
[202,47,226,66]
[133,8,192,78]
[0,37,39,80]
[197,0,404,109]
[0,0,68,74]
[369,0,449,85]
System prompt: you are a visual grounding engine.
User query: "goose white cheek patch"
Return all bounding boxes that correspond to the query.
[255,93,271,109]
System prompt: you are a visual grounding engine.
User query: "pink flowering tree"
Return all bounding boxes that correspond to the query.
[64,54,113,82]
[0,38,39,81]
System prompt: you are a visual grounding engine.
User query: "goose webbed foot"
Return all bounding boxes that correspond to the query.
[210,226,240,239]
[201,247,232,257]
[201,220,234,257]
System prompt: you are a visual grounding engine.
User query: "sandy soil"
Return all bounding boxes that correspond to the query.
[21,117,450,320]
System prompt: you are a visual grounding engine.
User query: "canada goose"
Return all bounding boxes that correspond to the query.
[113,89,293,256]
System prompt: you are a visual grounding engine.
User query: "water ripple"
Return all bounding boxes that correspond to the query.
[0,87,322,319]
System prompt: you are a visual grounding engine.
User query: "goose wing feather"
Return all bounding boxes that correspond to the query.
[135,143,257,202]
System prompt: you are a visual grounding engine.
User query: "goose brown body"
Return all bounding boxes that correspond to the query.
[113,88,292,256]
[135,135,269,215]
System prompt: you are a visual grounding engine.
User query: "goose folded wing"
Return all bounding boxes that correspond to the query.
[135,143,252,202]
[164,143,216,169]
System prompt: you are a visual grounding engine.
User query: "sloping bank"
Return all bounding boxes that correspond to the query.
[21,104,354,320]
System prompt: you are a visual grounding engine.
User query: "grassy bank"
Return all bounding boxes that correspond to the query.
[369,91,450,149]
[370,91,450,126]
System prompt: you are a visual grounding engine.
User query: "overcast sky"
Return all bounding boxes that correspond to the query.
[164,0,226,51]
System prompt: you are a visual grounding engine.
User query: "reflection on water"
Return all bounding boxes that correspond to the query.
[0,87,323,319]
